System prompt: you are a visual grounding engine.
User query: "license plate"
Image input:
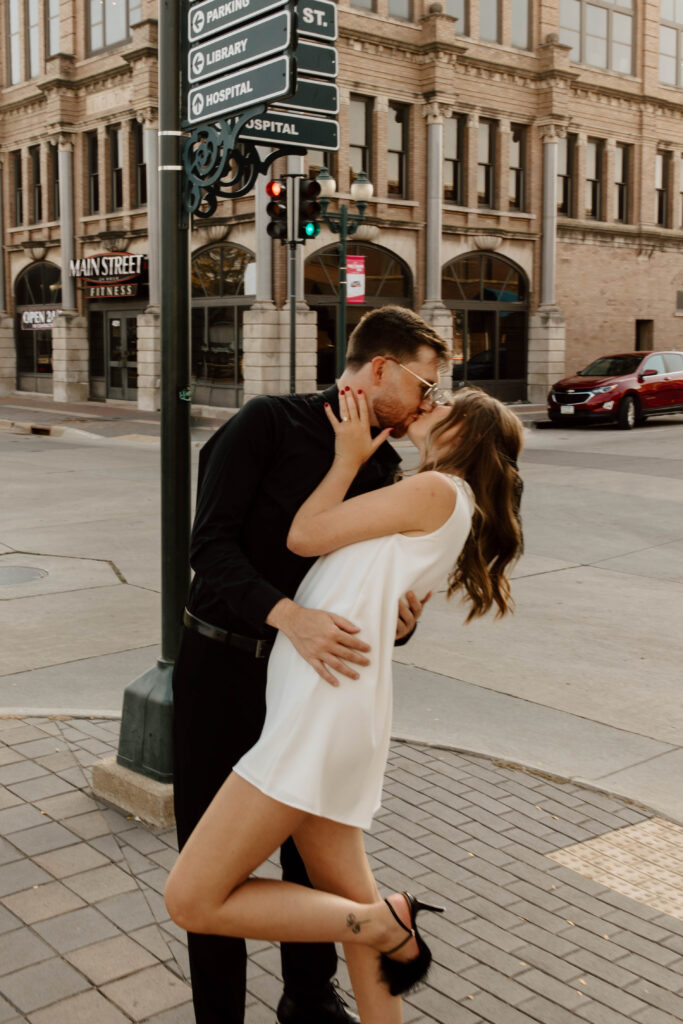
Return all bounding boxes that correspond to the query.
[560,405,575,415]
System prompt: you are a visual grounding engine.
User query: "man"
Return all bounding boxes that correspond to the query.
[172,305,449,1024]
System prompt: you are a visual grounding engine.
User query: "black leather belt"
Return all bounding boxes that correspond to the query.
[183,608,274,659]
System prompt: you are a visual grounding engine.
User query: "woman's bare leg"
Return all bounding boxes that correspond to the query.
[292,815,402,1024]
[164,772,406,954]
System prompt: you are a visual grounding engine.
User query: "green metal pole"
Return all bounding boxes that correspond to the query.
[116,0,190,784]
[336,204,348,378]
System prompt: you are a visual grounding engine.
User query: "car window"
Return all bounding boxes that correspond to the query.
[579,356,642,376]
[664,353,683,372]
[642,355,667,374]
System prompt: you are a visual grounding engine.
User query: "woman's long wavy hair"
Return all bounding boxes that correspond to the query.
[420,387,524,621]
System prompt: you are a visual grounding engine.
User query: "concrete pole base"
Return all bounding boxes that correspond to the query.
[91,756,175,829]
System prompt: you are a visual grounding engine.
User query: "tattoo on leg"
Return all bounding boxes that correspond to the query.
[346,913,370,935]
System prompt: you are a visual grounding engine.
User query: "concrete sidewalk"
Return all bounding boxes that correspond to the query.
[1,714,683,1024]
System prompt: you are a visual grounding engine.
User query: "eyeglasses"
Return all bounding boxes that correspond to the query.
[385,357,452,406]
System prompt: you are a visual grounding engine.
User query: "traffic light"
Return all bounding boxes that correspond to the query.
[266,179,287,241]
[298,178,322,241]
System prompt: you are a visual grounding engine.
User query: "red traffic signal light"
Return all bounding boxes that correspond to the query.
[298,178,322,241]
[266,179,287,240]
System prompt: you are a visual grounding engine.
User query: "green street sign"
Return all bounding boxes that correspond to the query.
[236,110,339,150]
[188,10,293,83]
[296,39,337,79]
[186,54,292,124]
[275,76,338,115]
[188,0,288,44]
[297,0,337,42]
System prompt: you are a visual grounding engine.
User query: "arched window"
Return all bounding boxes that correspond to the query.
[305,242,413,388]
[191,243,254,407]
[560,0,634,75]
[442,252,528,402]
[14,261,62,391]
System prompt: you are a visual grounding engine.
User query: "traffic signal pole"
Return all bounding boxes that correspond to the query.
[286,172,301,394]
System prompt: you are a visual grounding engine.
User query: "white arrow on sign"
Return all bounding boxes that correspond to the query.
[192,93,205,118]
[191,51,205,77]
[191,10,205,36]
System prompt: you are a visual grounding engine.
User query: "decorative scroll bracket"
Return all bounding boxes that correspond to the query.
[182,104,303,221]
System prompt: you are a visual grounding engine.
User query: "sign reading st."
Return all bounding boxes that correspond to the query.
[186,54,293,124]
[297,0,337,42]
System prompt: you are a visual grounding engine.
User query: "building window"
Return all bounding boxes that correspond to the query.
[49,143,60,220]
[560,0,633,75]
[511,0,531,49]
[307,150,333,178]
[446,0,467,34]
[30,146,42,223]
[387,104,408,197]
[557,134,575,216]
[480,0,500,42]
[585,139,603,219]
[655,152,670,227]
[132,121,147,207]
[89,0,142,52]
[109,126,124,210]
[47,0,60,56]
[614,143,629,223]
[8,0,22,84]
[27,0,39,77]
[388,0,412,17]
[444,115,465,204]
[350,0,374,8]
[87,132,99,214]
[660,3,683,87]
[477,120,496,208]
[349,96,372,181]
[509,125,525,211]
[12,151,23,226]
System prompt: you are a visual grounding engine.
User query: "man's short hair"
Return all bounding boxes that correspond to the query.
[345,306,449,368]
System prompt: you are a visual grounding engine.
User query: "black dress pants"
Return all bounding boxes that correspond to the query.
[172,627,337,1024]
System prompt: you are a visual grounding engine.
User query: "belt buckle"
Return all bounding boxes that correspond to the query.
[254,639,269,658]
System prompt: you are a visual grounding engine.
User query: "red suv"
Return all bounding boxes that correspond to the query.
[547,351,683,429]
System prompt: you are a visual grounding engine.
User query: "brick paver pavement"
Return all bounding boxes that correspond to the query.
[1,715,682,1024]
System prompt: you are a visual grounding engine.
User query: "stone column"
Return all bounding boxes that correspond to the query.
[603,140,616,223]
[495,119,511,213]
[464,112,479,209]
[52,137,89,403]
[137,116,161,411]
[0,158,15,396]
[528,124,566,404]
[420,100,453,355]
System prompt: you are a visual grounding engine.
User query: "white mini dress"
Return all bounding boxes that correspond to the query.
[234,473,475,829]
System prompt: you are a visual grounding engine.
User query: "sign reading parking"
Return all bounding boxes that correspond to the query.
[188,0,288,44]
[186,54,292,124]
[188,9,292,83]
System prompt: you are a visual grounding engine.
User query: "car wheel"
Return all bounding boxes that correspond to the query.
[617,395,638,430]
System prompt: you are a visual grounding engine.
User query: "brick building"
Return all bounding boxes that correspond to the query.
[1,0,682,411]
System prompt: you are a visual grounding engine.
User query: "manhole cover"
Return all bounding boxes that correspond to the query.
[0,566,49,586]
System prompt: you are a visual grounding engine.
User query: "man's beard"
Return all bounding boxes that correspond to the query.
[374,395,411,438]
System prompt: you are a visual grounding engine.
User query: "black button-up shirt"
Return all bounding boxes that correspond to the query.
[187,385,401,638]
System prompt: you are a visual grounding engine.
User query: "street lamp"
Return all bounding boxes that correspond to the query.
[317,168,374,377]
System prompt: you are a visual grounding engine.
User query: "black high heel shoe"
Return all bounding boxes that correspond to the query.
[378,891,445,996]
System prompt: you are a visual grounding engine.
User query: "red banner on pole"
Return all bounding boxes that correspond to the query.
[346,255,365,304]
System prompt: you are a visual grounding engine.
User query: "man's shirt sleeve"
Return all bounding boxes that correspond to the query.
[190,397,285,630]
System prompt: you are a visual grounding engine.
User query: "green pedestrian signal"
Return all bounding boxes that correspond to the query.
[298,178,322,241]
[266,179,287,241]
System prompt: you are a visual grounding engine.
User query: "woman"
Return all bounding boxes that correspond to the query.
[165,386,524,1023]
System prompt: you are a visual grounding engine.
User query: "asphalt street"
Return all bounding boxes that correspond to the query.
[2,403,683,822]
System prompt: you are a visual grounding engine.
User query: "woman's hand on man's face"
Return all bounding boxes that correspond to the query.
[324,388,392,468]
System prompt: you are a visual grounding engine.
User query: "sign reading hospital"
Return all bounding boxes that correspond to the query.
[69,253,148,299]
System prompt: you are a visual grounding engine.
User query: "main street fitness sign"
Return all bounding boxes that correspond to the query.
[70,253,148,299]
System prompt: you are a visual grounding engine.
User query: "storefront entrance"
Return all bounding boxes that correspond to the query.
[443,252,529,402]
[88,309,140,401]
[14,261,62,394]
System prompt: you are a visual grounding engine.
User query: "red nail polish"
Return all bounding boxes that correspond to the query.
[324,402,329,407]
[357,389,363,394]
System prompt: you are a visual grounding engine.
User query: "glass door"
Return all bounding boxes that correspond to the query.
[106,313,138,400]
